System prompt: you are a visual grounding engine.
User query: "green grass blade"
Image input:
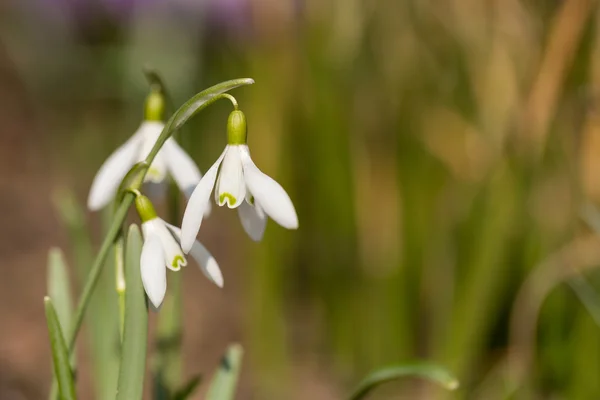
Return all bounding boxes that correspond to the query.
[206,344,244,400]
[349,362,459,400]
[172,375,202,400]
[47,248,74,341]
[116,224,148,400]
[44,297,77,400]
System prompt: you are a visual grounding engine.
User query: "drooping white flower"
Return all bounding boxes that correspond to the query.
[181,110,298,252]
[87,93,207,212]
[135,195,223,308]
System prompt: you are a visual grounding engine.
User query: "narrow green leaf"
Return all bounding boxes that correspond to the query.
[47,248,74,340]
[116,225,148,400]
[171,78,254,132]
[44,297,77,400]
[50,190,120,400]
[568,274,600,327]
[206,344,244,400]
[144,78,255,164]
[172,375,202,400]
[52,189,93,280]
[349,362,459,400]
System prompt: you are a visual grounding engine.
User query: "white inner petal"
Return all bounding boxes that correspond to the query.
[215,146,246,208]
[237,199,267,242]
[143,219,187,271]
[138,121,168,183]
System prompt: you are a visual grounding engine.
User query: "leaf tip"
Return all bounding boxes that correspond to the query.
[446,379,459,391]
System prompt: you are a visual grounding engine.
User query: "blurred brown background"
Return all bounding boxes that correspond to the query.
[2,0,600,399]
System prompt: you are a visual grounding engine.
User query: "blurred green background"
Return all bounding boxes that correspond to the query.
[1,0,600,398]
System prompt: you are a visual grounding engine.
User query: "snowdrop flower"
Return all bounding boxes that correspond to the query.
[181,110,298,252]
[87,91,206,213]
[135,194,223,308]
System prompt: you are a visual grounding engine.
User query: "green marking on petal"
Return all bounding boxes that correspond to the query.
[146,167,162,180]
[171,255,185,270]
[219,193,237,206]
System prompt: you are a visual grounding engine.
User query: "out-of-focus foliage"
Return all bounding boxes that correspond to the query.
[3,0,600,398]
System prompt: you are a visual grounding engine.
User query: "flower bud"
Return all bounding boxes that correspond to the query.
[227,110,247,145]
[135,195,158,223]
[144,90,165,121]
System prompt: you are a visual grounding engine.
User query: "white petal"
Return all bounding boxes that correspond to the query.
[215,145,246,208]
[240,146,298,229]
[238,200,267,241]
[163,139,200,195]
[145,219,187,271]
[139,121,168,183]
[180,147,227,253]
[140,234,167,309]
[166,224,224,288]
[87,132,143,211]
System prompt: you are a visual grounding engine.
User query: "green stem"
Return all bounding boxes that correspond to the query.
[67,195,134,352]
[145,92,242,162]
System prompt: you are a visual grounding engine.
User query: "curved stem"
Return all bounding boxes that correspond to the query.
[145,92,243,163]
[68,195,134,352]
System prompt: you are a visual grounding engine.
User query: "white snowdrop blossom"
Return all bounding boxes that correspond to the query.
[87,92,207,212]
[135,195,223,308]
[181,110,298,252]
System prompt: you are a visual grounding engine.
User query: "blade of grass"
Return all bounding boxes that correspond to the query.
[206,344,244,400]
[172,375,202,400]
[47,248,74,342]
[116,224,148,400]
[44,297,77,400]
[568,274,600,327]
[115,233,126,340]
[349,362,459,400]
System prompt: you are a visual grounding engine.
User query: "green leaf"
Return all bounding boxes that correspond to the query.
[349,362,459,400]
[44,297,77,400]
[52,189,93,280]
[206,344,244,400]
[50,190,120,400]
[47,248,74,341]
[116,225,148,400]
[171,78,254,132]
[143,78,255,165]
[172,375,202,400]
